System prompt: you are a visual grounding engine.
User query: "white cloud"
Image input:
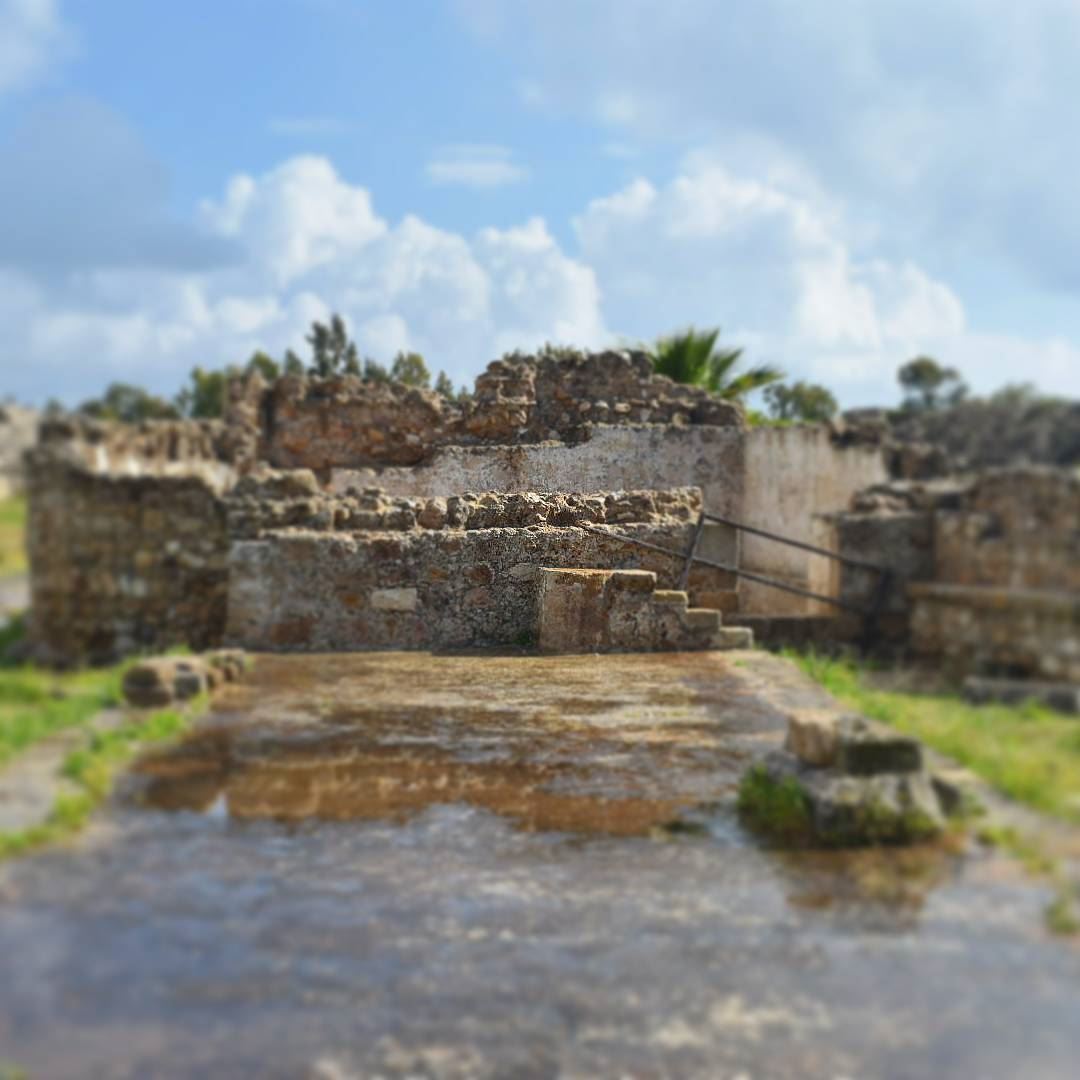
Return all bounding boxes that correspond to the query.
[574,158,1077,404]
[0,0,72,96]
[425,144,529,188]
[456,0,1080,292]
[0,154,606,403]
[0,131,1076,409]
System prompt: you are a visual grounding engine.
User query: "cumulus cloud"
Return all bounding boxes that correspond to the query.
[455,0,1080,291]
[0,0,72,96]
[0,129,1076,408]
[425,144,529,188]
[0,154,607,403]
[573,158,1080,403]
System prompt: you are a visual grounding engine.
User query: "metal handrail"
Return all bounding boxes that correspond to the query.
[577,522,870,614]
[701,510,889,576]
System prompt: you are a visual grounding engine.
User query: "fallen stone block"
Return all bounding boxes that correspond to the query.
[740,750,945,847]
[122,658,181,709]
[837,717,923,776]
[785,709,841,768]
[206,648,248,682]
[963,676,1080,716]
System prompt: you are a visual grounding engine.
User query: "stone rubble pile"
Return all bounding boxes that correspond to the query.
[122,649,248,709]
[754,708,947,846]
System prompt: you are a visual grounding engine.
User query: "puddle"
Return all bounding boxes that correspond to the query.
[1,651,1079,1079]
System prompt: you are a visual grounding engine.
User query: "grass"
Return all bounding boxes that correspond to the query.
[787,650,1080,826]
[737,764,814,843]
[788,650,1080,935]
[0,697,203,861]
[0,495,27,577]
[0,614,207,859]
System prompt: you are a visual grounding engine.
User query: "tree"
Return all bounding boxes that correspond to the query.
[763,381,838,423]
[363,358,390,384]
[80,383,180,423]
[175,367,230,419]
[898,356,967,411]
[650,327,783,400]
[391,351,431,388]
[306,314,360,377]
[246,351,280,382]
[283,349,306,376]
[434,371,455,398]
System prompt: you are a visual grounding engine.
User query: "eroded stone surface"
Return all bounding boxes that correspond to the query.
[1,651,1078,1079]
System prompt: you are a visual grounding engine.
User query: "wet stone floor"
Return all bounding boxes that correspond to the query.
[1,651,1079,1079]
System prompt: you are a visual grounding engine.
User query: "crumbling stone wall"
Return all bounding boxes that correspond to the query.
[245,349,743,472]
[832,466,1080,677]
[0,402,38,498]
[228,470,702,538]
[226,518,731,653]
[934,468,1080,590]
[27,461,230,665]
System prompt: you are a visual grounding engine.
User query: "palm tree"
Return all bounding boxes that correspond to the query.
[650,327,783,401]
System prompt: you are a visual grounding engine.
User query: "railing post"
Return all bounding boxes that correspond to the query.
[678,510,707,592]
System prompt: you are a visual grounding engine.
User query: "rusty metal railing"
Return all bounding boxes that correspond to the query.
[579,509,894,627]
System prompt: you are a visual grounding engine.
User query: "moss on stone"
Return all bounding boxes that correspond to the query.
[737,765,814,843]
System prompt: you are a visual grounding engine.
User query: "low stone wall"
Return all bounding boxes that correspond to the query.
[909,583,1080,682]
[229,472,703,538]
[934,468,1080,590]
[226,521,733,652]
[28,461,230,665]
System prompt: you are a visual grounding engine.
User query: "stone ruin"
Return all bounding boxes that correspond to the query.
[0,401,38,499]
[17,343,1079,703]
[829,465,1080,700]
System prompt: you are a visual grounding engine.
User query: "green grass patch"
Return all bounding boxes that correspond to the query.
[737,764,814,843]
[0,697,204,861]
[787,650,1080,826]
[0,495,27,577]
[0,662,126,768]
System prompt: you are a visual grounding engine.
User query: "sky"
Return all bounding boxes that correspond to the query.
[1,0,1079,408]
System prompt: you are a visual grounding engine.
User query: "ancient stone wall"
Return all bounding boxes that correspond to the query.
[933,468,1080,590]
[226,520,733,653]
[740,426,888,614]
[27,460,230,665]
[909,584,1080,683]
[248,350,743,472]
[0,402,38,498]
[832,466,1080,676]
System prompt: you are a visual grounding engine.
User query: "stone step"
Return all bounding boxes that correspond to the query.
[710,625,754,650]
[683,607,722,633]
[652,589,689,608]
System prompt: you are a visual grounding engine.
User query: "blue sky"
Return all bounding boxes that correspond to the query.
[1,0,1079,407]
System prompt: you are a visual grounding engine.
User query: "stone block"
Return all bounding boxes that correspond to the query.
[785,710,840,768]
[123,658,179,708]
[837,718,923,776]
[370,588,419,612]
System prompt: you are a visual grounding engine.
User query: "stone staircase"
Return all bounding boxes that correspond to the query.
[537,568,753,654]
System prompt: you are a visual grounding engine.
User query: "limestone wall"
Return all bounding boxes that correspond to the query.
[0,403,38,498]
[27,461,230,665]
[910,584,1080,682]
[740,426,888,615]
[226,521,732,653]
[933,468,1080,590]
[253,350,742,471]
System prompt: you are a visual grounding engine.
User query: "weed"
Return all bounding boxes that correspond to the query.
[786,649,1080,825]
[737,765,813,842]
